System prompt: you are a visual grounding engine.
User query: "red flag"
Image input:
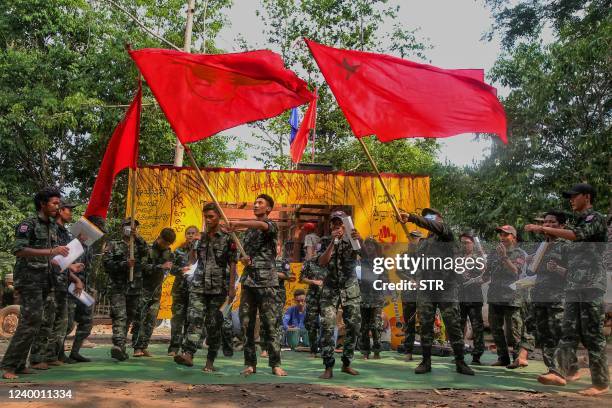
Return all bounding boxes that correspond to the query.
[305,39,507,143]
[290,91,317,163]
[129,48,314,145]
[85,84,141,219]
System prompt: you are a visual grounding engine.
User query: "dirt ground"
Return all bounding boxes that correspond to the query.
[0,380,611,407]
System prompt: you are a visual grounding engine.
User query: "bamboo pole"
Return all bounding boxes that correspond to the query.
[356,137,411,239]
[184,147,248,258]
[128,167,138,281]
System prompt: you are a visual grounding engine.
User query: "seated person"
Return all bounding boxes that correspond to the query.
[282,289,309,348]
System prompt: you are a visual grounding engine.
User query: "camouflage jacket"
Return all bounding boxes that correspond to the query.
[529,239,569,303]
[300,260,328,296]
[12,215,59,289]
[359,257,385,307]
[242,219,278,288]
[194,231,236,295]
[142,241,174,292]
[171,241,197,294]
[565,208,607,293]
[320,236,360,290]
[102,236,148,293]
[485,245,527,306]
[276,259,292,300]
[458,253,485,303]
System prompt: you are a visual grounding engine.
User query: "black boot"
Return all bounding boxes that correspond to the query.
[415,347,432,374]
[491,353,511,366]
[69,352,91,363]
[456,359,475,375]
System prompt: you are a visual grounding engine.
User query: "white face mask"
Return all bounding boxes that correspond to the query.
[424,214,437,221]
[123,226,131,237]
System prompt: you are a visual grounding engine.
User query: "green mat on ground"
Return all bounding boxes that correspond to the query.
[8,344,591,392]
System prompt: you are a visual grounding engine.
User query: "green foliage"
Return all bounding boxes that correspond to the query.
[251,0,437,172]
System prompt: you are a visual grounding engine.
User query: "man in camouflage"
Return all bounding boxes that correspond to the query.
[1,188,69,379]
[317,210,362,379]
[30,200,85,368]
[260,259,291,357]
[229,194,286,376]
[457,232,486,365]
[359,238,386,360]
[527,183,609,396]
[168,225,199,356]
[102,218,148,361]
[482,225,527,368]
[174,203,237,372]
[398,230,422,361]
[398,208,474,376]
[299,237,329,356]
[524,210,570,371]
[133,228,176,357]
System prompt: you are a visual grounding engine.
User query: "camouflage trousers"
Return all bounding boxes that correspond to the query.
[109,289,141,349]
[489,303,522,360]
[417,293,465,359]
[133,287,162,350]
[222,314,234,355]
[181,290,226,361]
[401,301,417,353]
[320,285,361,368]
[1,285,51,371]
[30,289,60,364]
[304,289,322,354]
[551,294,609,387]
[359,306,383,355]
[169,282,189,354]
[518,301,535,352]
[533,303,564,369]
[46,290,68,361]
[65,294,94,354]
[460,302,485,358]
[239,286,281,368]
[260,287,285,351]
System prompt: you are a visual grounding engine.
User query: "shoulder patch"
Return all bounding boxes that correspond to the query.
[18,223,30,233]
[585,214,595,222]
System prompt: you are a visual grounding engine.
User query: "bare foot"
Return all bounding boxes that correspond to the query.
[341,366,359,375]
[507,358,528,369]
[241,366,256,376]
[319,368,333,379]
[2,370,18,380]
[362,354,369,360]
[203,362,217,372]
[272,367,287,376]
[133,349,144,357]
[31,362,49,370]
[260,350,269,358]
[167,351,177,357]
[537,373,566,386]
[566,372,582,382]
[16,368,35,375]
[578,385,609,396]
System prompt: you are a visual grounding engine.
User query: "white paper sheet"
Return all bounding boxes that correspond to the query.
[52,238,84,272]
[68,282,95,307]
[341,216,361,250]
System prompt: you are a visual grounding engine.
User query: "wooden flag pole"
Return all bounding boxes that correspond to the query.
[357,137,411,239]
[128,166,138,282]
[184,147,248,259]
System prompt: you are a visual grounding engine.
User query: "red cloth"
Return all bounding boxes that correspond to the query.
[85,84,141,219]
[290,93,317,163]
[305,39,507,143]
[129,48,314,145]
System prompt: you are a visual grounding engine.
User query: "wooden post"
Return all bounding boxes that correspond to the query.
[184,147,248,258]
[357,137,411,239]
[128,167,138,281]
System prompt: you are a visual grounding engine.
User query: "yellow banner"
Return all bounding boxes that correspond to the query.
[128,166,430,347]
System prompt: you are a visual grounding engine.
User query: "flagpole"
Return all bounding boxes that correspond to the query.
[357,137,411,239]
[128,166,138,282]
[183,146,248,259]
[311,88,318,162]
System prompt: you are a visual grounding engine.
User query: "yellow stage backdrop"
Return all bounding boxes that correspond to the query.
[127,166,430,348]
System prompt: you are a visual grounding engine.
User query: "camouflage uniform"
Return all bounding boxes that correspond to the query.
[397,250,417,354]
[408,214,466,362]
[527,239,568,369]
[0,216,58,372]
[102,237,148,351]
[484,245,527,363]
[318,236,361,369]
[168,242,195,354]
[550,208,609,388]
[65,245,94,357]
[458,254,485,360]
[261,260,291,350]
[359,257,385,356]
[301,260,328,354]
[133,241,174,350]
[239,219,281,369]
[181,231,235,362]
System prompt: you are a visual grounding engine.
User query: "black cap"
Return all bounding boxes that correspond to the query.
[60,200,77,209]
[562,183,596,200]
[122,217,140,227]
[422,207,442,217]
[330,210,347,221]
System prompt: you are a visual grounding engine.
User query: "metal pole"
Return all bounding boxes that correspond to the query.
[173,0,197,167]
